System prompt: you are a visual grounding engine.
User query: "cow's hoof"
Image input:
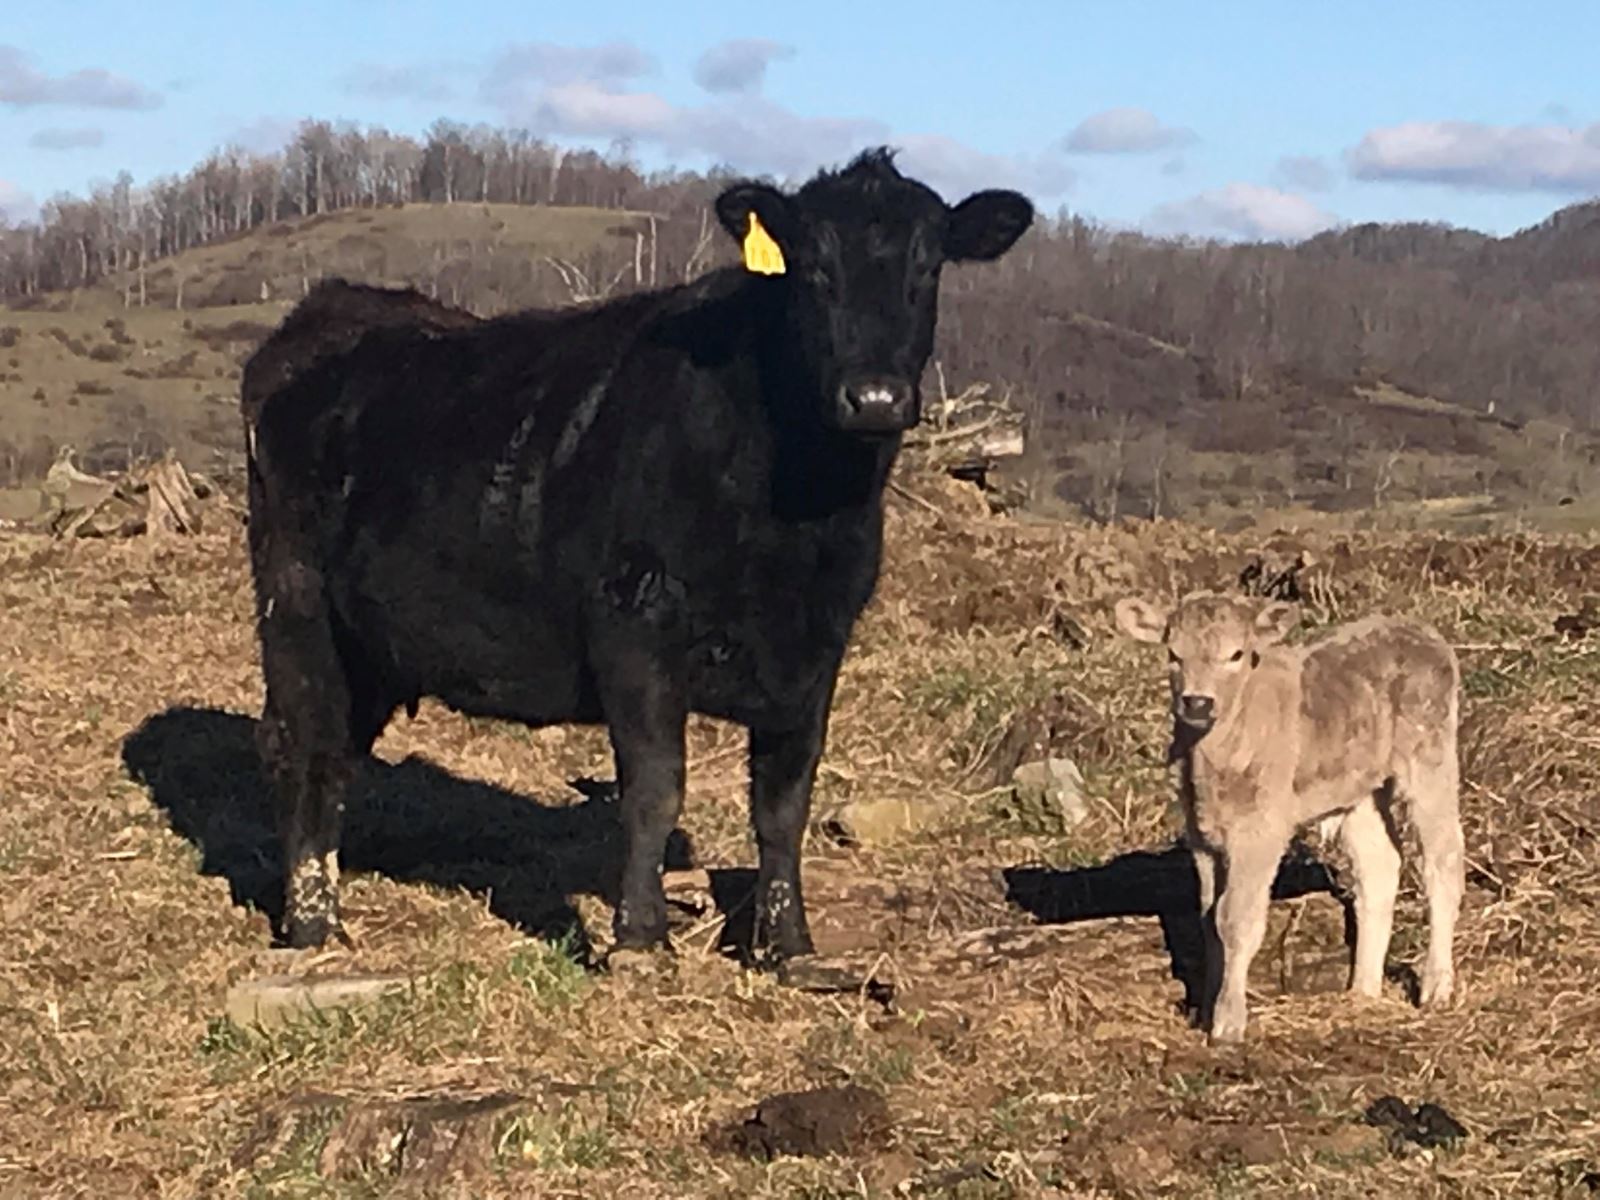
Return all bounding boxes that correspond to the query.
[603,943,677,981]
[750,925,815,971]
[280,917,343,950]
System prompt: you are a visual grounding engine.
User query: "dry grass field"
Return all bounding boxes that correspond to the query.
[3,473,1599,1198]
[0,203,649,491]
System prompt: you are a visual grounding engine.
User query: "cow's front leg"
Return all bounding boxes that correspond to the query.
[747,698,830,965]
[597,645,687,952]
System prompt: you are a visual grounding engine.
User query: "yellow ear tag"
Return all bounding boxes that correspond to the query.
[742,212,786,275]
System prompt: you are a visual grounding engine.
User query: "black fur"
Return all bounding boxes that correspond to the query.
[242,148,1033,956]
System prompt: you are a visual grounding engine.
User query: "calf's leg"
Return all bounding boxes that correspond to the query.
[1185,816,1222,1027]
[1409,753,1464,1006]
[1208,832,1286,1043]
[1340,793,1401,998]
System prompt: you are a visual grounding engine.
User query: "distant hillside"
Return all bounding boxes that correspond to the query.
[14,202,665,316]
[5,123,1600,530]
[0,203,656,488]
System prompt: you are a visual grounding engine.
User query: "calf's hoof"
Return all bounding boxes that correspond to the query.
[1206,1006,1248,1045]
[1418,967,1454,1008]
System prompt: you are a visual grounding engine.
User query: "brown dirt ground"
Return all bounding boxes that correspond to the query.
[2,474,1599,1198]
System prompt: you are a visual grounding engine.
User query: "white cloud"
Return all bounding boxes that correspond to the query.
[479,41,1073,199]
[481,41,656,112]
[1273,154,1334,193]
[1346,120,1600,192]
[1147,183,1338,242]
[342,62,457,103]
[0,44,161,110]
[527,81,681,141]
[693,39,794,95]
[28,126,105,151]
[0,179,37,224]
[895,133,1075,200]
[1064,107,1195,154]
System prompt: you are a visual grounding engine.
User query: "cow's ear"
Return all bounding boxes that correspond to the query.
[1254,602,1299,644]
[715,183,797,262]
[945,189,1034,262]
[1115,596,1169,644]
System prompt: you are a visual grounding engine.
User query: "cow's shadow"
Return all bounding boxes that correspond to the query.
[121,706,694,954]
[1003,843,1345,1015]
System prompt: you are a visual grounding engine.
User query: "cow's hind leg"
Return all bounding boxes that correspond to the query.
[256,558,360,949]
[1340,790,1402,999]
[746,701,830,964]
[595,644,687,954]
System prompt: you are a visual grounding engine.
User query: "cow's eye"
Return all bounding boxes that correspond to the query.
[1228,649,1245,662]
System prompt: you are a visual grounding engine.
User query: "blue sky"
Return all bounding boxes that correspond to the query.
[4,0,1599,241]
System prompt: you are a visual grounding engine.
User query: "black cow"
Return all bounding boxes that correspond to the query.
[242,148,1033,960]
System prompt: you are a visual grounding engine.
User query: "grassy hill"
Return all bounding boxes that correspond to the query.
[4,199,1599,533]
[0,203,650,496]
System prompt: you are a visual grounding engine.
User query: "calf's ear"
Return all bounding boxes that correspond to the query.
[1254,602,1299,644]
[945,189,1034,262]
[715,182,797,257]
[1114,596,1169,644]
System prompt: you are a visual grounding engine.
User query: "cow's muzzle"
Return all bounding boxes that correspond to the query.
[834,375,917,434]
[1176,693,1215,733]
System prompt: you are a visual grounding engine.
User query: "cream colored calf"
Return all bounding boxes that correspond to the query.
[1116,593,1464,1043]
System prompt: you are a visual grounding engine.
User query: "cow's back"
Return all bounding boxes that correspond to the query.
[1293,616,1458,804]
[241,280,481,426]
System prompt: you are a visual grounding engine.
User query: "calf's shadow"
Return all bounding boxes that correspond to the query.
[1004,843,1346,1015]
[121,706,694,953]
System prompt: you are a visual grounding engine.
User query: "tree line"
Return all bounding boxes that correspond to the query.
[5,118,1600,432]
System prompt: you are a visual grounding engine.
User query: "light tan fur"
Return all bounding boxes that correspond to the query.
[1116,591,1464,1044]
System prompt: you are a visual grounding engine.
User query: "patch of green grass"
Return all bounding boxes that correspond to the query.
[985,1093,1036,1144]
[241,1103,348,1199]
[0,837,28,873]
[1165,1068,1219,1100]
[905,661,1060,768]
[496,1104,617,1171]
[507,933,590,1008]
[1461,664,1519,700]
[1206,1160,1258,1197]
[858,1042,917,1091]
[198,967,497,1080]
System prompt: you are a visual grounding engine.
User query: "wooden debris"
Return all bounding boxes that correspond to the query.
[902,372,1027,507]
[29,448,240,539]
